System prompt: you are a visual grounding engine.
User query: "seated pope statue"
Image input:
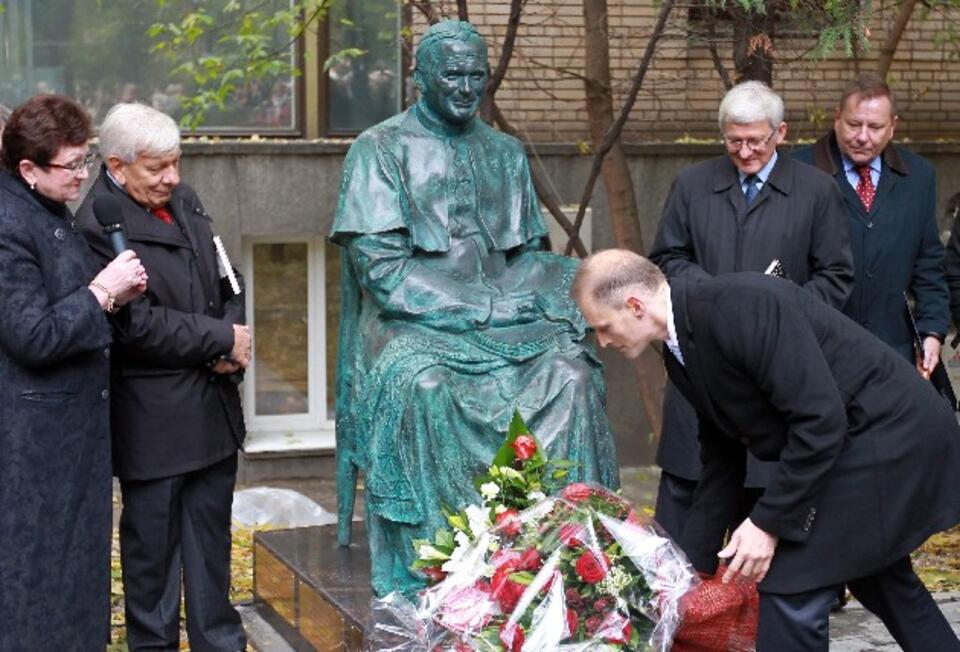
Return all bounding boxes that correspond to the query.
[330,19,620,596]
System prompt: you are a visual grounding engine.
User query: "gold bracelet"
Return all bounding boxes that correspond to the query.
[89,281,116,313]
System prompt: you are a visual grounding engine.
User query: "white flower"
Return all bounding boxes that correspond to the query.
[480,482,500,501]
[527,490,546,502]
[494,503,509,514]
[499,466,524,482]
[465,504,492,537]
[417,544,451,562]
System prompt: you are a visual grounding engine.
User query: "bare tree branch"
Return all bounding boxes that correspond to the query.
[706,12,733,90]
[488,0,526,96]
[877,0,919,78]
[490,104,588,257]
[564,0,676,255]
[409,0,439,24]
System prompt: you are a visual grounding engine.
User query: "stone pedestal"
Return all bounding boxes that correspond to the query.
[254,524,372,651]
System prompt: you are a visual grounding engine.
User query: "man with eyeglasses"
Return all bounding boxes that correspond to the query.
[648,81,853,549]
[794,73,948,378]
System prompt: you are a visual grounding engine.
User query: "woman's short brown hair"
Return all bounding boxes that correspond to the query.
[1,94,92,172]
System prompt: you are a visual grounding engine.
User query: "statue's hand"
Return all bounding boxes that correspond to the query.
[490,291,541,327]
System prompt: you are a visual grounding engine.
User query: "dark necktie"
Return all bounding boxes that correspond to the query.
[150,206,174,224]
[856,165,875,211]
[743,174,759,205]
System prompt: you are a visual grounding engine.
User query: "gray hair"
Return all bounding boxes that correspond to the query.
[98,103,180,163]
[718,81,784,130]
[572,249,666,308]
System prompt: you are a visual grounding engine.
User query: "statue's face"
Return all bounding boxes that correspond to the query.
[417,39,488,126]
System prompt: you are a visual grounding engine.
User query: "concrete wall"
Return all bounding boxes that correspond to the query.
[165,140,960,466]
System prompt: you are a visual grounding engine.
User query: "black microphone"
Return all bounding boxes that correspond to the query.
[92,195,128,255]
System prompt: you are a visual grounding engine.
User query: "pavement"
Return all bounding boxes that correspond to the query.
[228,465,960,650]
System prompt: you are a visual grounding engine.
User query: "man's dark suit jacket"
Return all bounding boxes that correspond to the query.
[668,273,960,594]
[793,133,948,362]
[649,153,854,481]
[76,167,246,480]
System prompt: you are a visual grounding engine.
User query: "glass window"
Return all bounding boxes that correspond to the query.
[0,0,298,132]
[243,237,338,452]
[252,242,310,416]
[326,0,402,134]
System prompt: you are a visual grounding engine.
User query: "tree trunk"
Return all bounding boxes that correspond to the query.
[581,0,663,436]
[877,0,919,79]
[730,5,776,84]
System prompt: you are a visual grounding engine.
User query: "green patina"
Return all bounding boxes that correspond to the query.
[329,20,619,596]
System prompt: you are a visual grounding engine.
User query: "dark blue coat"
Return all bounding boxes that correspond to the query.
[793,134,948,361]
[0,171,114,649]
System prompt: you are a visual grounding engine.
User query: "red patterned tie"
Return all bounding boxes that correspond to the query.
[150,206,174,224]
[856,165,875,211]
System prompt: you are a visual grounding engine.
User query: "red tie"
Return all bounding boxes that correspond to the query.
[150,206,174,224]
[856,165,875,211]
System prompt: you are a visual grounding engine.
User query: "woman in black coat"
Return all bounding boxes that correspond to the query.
[0,95,145,650]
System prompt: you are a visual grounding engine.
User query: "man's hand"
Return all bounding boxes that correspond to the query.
[718,518,779,584]
[918,336,942,379]
[211,359,241,375]
[230,324,252,368]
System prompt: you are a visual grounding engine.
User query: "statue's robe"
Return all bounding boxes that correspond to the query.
[330,104,619,595]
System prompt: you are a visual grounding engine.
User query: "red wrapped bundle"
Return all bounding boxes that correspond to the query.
[671,569,758,652]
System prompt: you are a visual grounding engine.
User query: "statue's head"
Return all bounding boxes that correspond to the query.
[414,20,489,127]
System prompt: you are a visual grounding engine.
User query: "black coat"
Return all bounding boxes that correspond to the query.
[793,133,948,361]
[669,273,960,594]
[649,153,854,480]
[0,171,113,648]
[76,167,246,480]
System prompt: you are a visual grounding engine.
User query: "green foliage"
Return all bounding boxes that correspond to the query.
[149,0,331,130]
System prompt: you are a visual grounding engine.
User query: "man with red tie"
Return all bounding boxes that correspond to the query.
[76,102,250,651]
[793,73,949,373]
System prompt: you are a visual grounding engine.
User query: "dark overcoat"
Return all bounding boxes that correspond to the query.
[793,133,948,361]
[0,171,113,649]
[649,153,854,481]
[76,167,246,480]
[669,273,960,594]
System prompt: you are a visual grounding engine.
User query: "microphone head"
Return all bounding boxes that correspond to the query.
[92,195,125,232]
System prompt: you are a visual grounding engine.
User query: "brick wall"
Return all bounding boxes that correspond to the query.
[409,0,960,142]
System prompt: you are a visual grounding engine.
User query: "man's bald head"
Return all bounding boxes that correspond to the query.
[572,249,666,309]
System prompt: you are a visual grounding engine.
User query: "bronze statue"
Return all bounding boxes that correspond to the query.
[330,20,619,596]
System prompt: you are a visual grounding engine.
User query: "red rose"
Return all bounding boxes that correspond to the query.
[565,587,584,606]
[565,608,580,637]
[495,508,522,537]
[575,548,610,584]
[511,434,537,461]
[491,566,526,613]
[558,522,588,547]
[561,482,593,502]
[584,614,603,635]
[422,565,446,584]
[597,611,632,644]
[499,622,525,652]
[517,547,542,571]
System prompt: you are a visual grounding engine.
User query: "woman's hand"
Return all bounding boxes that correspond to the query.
[89,250,147,310]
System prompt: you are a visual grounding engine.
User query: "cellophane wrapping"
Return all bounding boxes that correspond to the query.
[367,483,699,651]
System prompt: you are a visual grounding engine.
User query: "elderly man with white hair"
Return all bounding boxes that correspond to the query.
[76,102,249,651]
[647,81,854,552]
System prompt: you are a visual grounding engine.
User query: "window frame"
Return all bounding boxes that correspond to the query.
[241,235,335,453]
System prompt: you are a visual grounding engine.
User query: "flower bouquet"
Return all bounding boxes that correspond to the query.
[367,412,698,651]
